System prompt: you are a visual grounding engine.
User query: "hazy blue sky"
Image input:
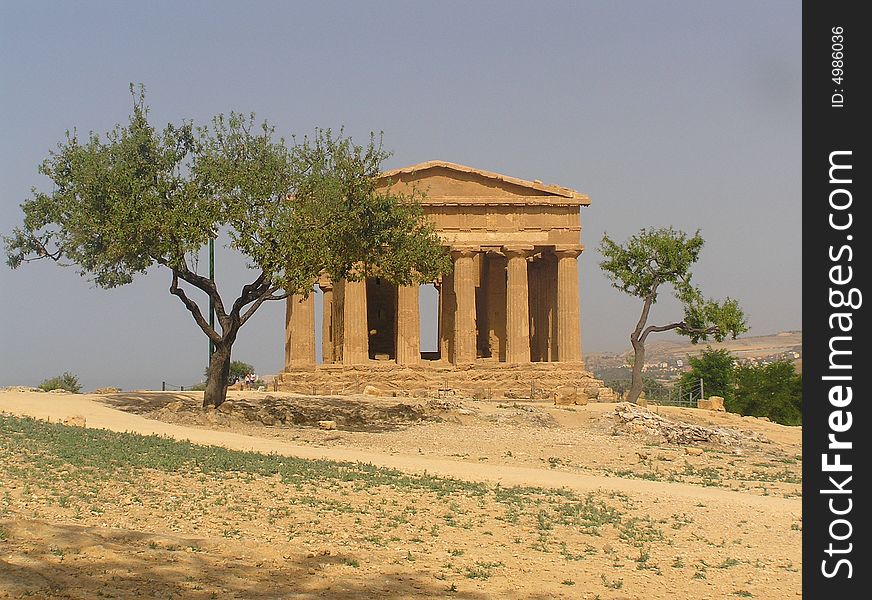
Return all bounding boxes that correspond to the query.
[0,1,801,391]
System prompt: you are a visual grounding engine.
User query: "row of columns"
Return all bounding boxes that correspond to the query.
[284,245,583,369]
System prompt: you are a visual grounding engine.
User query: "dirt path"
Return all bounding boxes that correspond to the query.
[0,391,798,513]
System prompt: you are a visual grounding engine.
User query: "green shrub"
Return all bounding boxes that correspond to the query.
[730,360,801,425]
[38,372,82,394]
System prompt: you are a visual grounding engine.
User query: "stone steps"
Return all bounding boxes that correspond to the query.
[275,362,617,401]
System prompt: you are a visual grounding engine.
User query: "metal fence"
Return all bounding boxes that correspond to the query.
[651,379,703,407]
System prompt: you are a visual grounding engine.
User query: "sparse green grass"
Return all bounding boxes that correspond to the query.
[600,574,623,589]
[464,560,503,580]
[0,412,690,593]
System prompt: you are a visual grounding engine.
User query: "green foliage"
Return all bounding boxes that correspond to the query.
[5,88,449,293]
[38,372,82,394]
[731,361,801,425]
[600,227,704,301]
[4,86,451,405]
[678,347,735,403]
[599,227,747,344]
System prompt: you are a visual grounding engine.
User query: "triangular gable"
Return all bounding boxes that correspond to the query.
[377,161,590,206]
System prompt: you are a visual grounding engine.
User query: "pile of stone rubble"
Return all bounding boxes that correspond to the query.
[612,402,767,446]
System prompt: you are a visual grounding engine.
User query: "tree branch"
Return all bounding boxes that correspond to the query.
[631,278,660,345]
[174,263,228,318]
[230,270,271,318]
[170,270,222,344]
[640,322,720,344]
[239,285,284,325]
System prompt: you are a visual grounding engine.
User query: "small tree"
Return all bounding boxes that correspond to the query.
[228,361,255,383]
[5,87,450,408]
[599,227,747,404]
[677,347,735,404]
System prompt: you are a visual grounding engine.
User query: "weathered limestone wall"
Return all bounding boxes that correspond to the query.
[277,361,615,401]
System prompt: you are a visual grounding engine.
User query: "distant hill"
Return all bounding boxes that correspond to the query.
[586,331,802,373]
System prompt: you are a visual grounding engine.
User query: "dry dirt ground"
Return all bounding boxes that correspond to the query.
[0,389,801,599]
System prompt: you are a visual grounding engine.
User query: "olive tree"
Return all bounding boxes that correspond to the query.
[5,88,450,407]
[599,227,747,404]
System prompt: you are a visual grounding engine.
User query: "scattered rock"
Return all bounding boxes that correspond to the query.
[318,420,337,430]
[685,447,704,456]
[363,385,383,397]
[427,398,457,411]
[553,386,577,406]
[597,387,619,402]
[92,387,121,394]
[48,388,71,394]
[217,401,235,414]
[583,386,601,400]
[697,396,726,411]
[0,386,41,393]
[164,400,185,412]
[62,415,86,427]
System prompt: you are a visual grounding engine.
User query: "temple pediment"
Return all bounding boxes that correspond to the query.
[377,161,590,207]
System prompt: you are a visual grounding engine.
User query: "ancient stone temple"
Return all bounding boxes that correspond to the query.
[277,161,613,400]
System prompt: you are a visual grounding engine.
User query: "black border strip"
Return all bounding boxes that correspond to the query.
[803,1,868,596]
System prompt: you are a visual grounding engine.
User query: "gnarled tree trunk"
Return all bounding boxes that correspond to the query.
[627,337,646,404]
[203,342,233,408]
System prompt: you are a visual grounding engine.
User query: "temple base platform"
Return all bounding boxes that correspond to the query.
[276,360,616,401]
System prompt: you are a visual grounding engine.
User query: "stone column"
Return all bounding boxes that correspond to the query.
[504,246,532,364]
[320,281,334,364]
[537,254,557,362]
[285,291,315,368]
[484,252,507,360]
[284,297,293,370]
[452,247,478,364]
[555,246,583,363]
[395,284,420,364]
[439,272,456,363]
[342,277,369,364]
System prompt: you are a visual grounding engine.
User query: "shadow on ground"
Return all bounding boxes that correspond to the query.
[95,391,435,433]
[0,519,492,599]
